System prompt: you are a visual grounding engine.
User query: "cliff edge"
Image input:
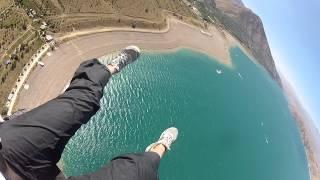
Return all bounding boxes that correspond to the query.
[200,0,281,85]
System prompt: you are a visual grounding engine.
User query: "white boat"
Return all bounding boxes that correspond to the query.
[238,73,244,80]
[216,69,222,74]
[264,135,269,144]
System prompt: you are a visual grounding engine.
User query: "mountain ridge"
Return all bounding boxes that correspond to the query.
[200,0,281,85]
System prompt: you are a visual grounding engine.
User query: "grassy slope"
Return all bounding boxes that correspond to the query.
[54,0,194,19]
[45,0,196,32]
[0,0,12,10]
[0,1,44,114]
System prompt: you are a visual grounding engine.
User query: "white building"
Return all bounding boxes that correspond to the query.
[40,24,47,30]
[0,115,4,123]
[45,35,53,42]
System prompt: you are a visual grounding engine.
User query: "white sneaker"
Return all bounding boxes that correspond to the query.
[146,127,178,151]
[98,45,141,72]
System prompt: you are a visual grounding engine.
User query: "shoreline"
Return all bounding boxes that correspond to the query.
[12,17,316,179]
[281,75,320,180]
[53,17,255,66]
[15,17,243,110]
[58,21,255,67]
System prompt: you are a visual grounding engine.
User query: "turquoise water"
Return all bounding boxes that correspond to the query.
[62,48,309,180]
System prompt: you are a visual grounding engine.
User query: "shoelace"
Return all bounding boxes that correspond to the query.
[161,133,174,145]
[118,53,128,64]
[112,52,128,70]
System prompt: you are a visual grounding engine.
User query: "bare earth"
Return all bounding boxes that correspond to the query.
[16,18,241,110]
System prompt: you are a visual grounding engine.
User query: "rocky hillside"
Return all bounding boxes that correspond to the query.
[215,0,244,16]
[199,0,281,85]
[200,0,216,12]
[238,9,281,84]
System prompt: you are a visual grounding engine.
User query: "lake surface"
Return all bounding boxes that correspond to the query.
[62,48,309,180]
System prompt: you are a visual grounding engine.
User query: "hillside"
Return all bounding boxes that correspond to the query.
[215,0,244,16]
[197,0,281,85]
[16,0,198,32]
[216,0,281,84]
[0,0,43,114]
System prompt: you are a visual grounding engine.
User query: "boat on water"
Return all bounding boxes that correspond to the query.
[216,69,222,74]
[264,135,269,144]
[238,73,244,79]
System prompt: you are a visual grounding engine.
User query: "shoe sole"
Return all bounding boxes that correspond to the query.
[125,45,141,54]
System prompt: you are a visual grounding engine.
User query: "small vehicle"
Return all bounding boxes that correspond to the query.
[37,61,45,67]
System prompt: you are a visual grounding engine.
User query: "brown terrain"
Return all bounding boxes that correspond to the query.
[22,0,199,32]
[215,0,244,16]
[0,0,42,114]
[281,74,320,180]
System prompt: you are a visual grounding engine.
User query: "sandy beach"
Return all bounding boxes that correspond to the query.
[281,75,320,180]
[15,18,243,110]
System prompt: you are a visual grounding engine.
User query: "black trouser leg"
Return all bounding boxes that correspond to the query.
[0,59,110,180]
[68,152,160,180]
